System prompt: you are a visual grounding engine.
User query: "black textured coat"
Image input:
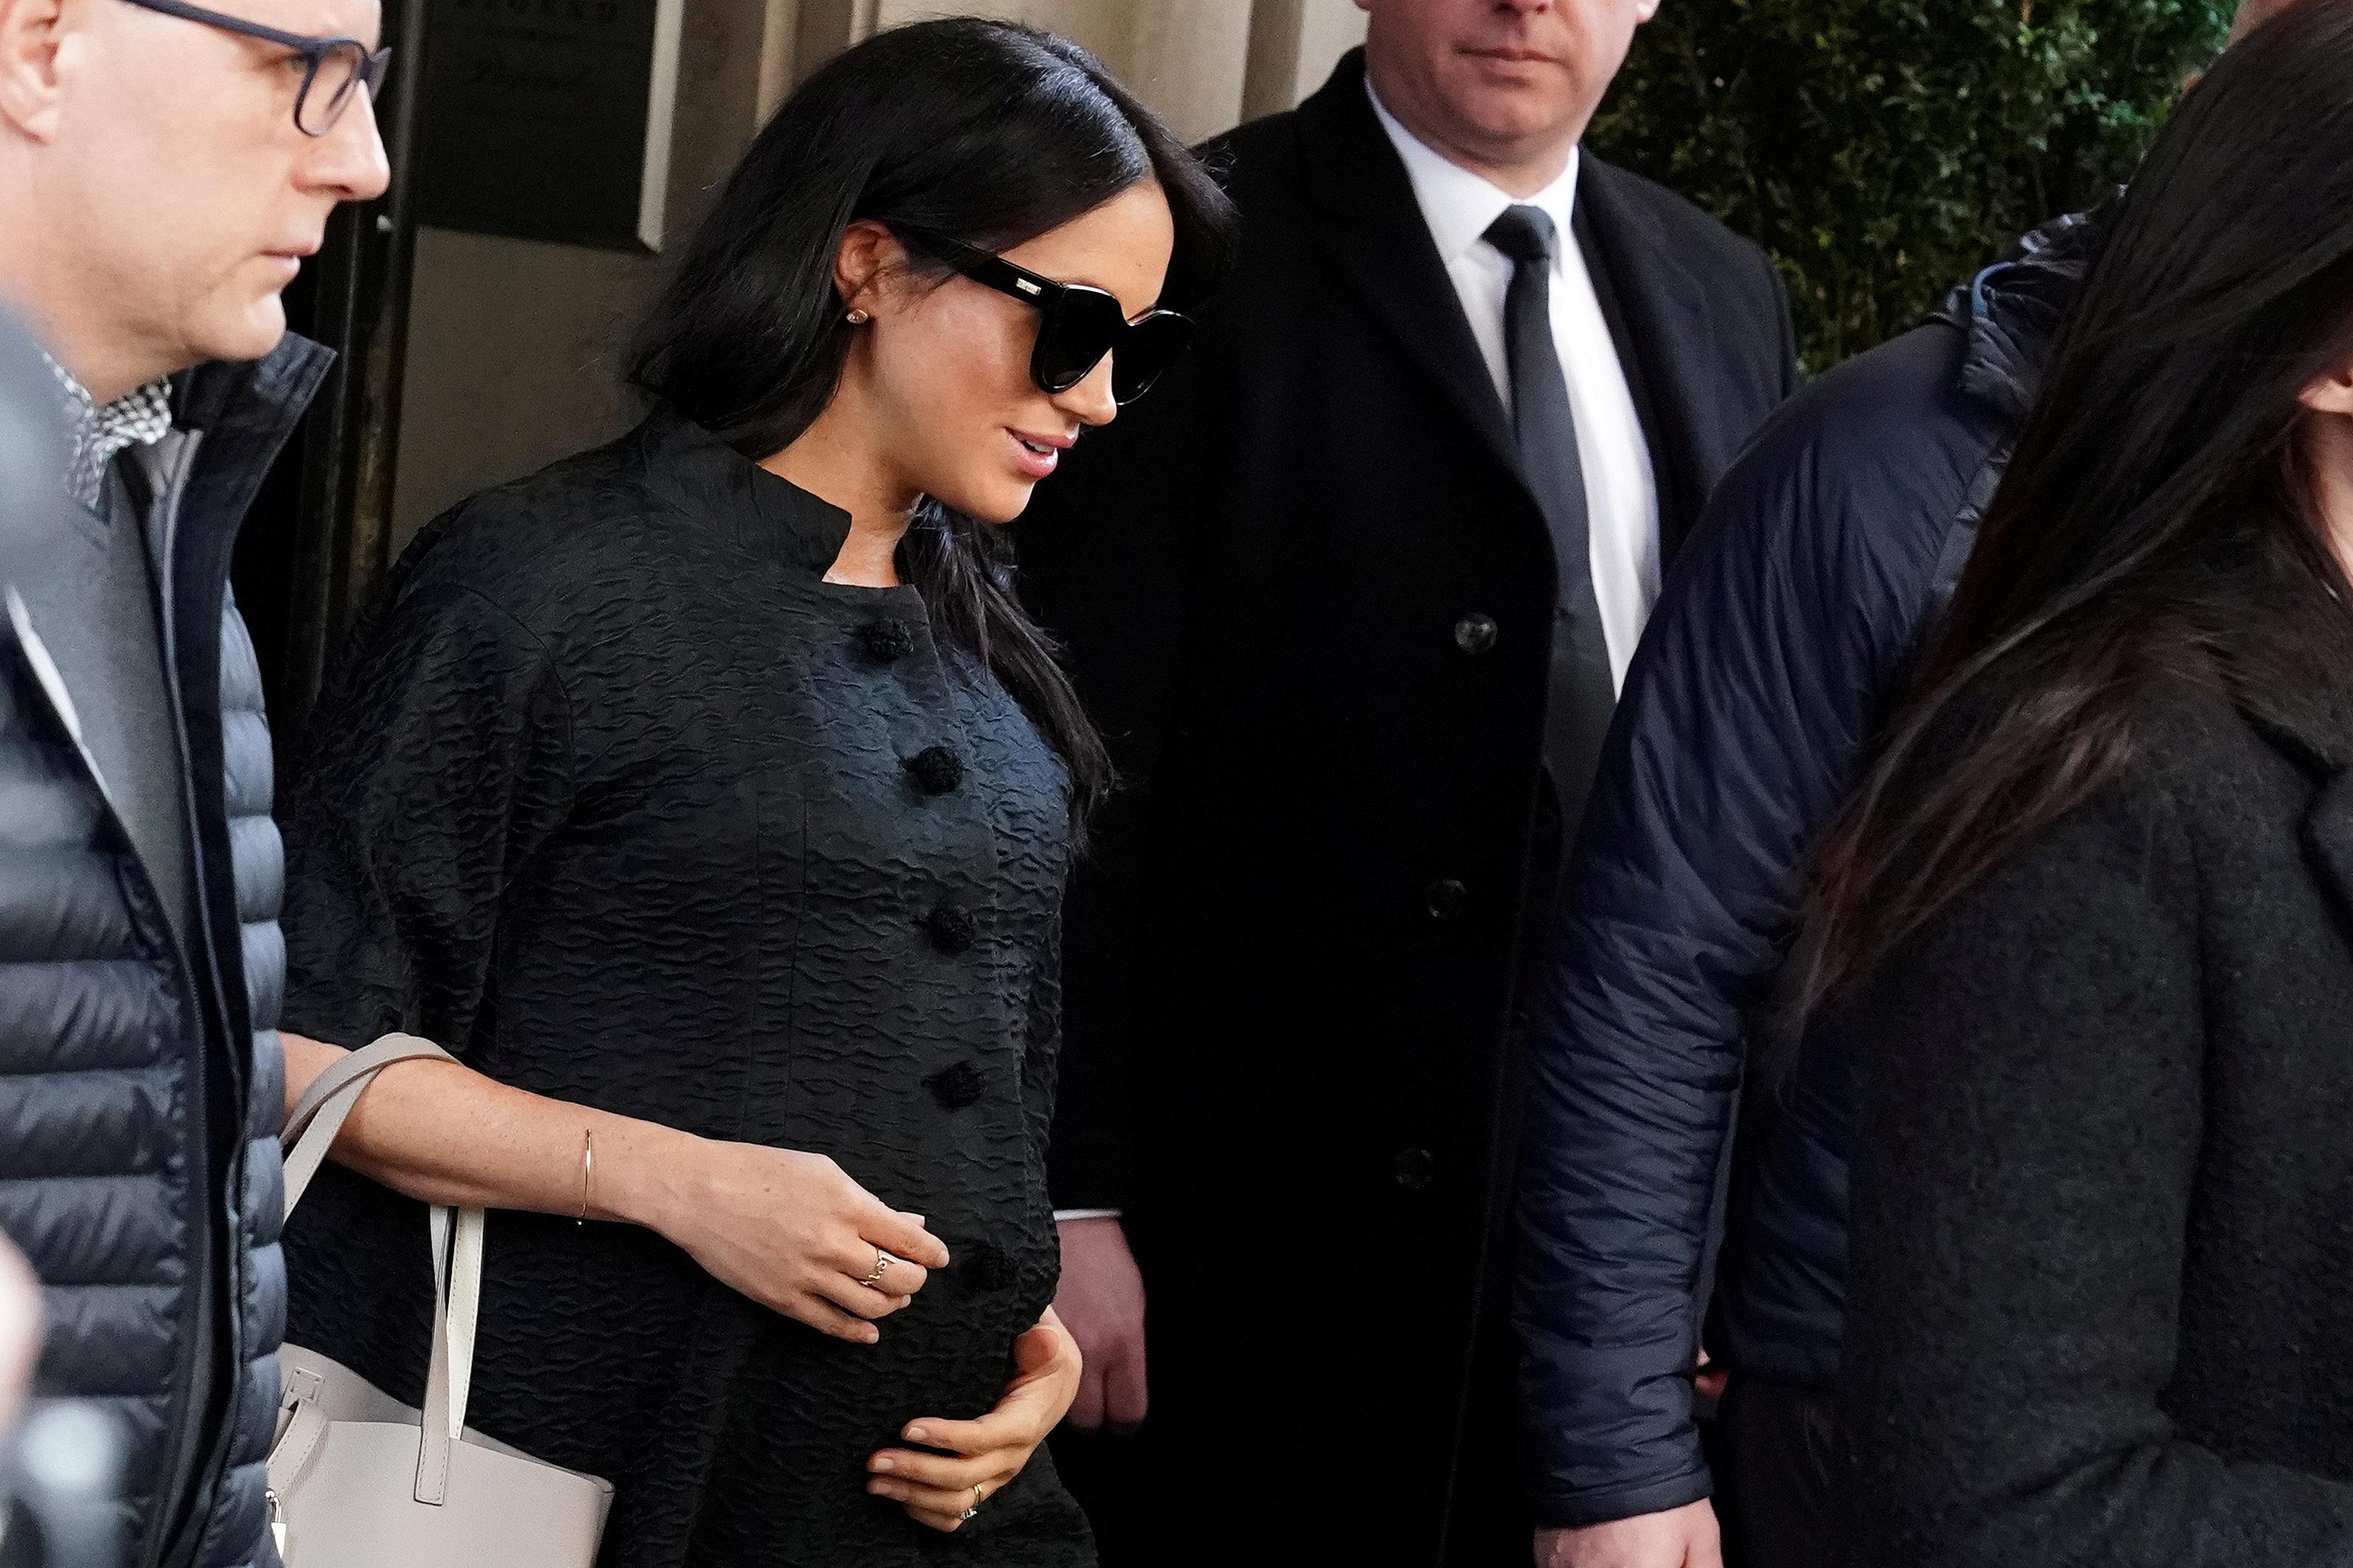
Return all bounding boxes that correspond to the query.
[0,331,327,1568]
[1012,50,1795,1567]
[278,413,1092,1568]
[1841,671,2353,1564]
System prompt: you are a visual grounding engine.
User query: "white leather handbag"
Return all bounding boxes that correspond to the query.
[270,1033,616,1567]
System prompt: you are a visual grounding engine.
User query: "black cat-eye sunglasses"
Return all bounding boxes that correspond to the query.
[901,230,1193,406]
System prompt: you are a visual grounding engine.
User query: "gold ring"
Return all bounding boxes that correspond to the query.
[858,1249,891,1290]
[960,1483,984,1523]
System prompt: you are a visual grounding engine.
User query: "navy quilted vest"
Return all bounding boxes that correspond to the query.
[0,336,329,1568]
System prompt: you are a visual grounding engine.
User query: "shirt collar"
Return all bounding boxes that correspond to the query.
[1365,74,1581,274]
[41,353,174,511]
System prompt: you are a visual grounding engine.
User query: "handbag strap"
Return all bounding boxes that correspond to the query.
[275,1032,485,1505]
[416,1204,485,1504]
[281,1032,458,1217]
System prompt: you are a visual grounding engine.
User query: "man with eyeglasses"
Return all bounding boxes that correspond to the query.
[0,0,387,1563]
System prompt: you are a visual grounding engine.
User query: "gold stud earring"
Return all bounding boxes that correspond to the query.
[846,308,871,324]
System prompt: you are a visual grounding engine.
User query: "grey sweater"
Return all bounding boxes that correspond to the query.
[10,463,193,941]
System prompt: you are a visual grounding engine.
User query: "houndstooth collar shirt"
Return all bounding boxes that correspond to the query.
[42,352,173,511]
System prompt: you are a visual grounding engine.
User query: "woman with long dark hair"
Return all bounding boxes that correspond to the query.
[1803,3,2353,1561]
[271,21,1232,1565]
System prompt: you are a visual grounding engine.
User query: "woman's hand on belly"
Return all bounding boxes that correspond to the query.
[864,1307,1085,1531]
[627,1135,953,1344]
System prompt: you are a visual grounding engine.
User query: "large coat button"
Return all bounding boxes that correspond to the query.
[859,620,915,664]
[963,1240,1014,1292]
[1453,613,1498,655]
[1426,878,1467,921]
[1392,1147,1436,1191]
[926,903,976,955]
[926,1061,984,1109]
[906,746,964,795]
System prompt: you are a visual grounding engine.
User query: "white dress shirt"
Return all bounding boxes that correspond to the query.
[1367,81,1662,690]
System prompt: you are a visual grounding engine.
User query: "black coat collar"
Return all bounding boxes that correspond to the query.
[2238,661,2353,934]
[1291,49,1715,558]
[1571,155,1712,556]
[169,333,336,558]
[634,409,854,578]
[1294,53,1515,478]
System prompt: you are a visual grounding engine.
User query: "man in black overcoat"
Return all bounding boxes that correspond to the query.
[1015,2,1798,1562]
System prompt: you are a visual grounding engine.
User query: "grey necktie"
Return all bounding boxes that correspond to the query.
[1484,203,1618,838]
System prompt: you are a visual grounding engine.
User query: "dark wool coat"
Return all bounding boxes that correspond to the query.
[278,413,1092,1568]
[1841,670,2353,1565]
[0,332,327,1568]
[1012,48,1795,1568]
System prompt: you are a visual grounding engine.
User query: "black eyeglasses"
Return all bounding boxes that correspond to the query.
[119,0,390,136]
[904,232,1192,406]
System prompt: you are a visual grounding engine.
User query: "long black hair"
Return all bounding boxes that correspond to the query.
[1800,0,2353,1011]
[630,19,1236,827]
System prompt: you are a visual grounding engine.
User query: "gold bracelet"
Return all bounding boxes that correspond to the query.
[575,1128,595,1225]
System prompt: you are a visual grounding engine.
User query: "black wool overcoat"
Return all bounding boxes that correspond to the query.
[1013,49,1797,1567]
[1843,666,2353,1564]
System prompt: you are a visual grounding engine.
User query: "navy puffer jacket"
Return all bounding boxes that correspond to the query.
[1510,216,2099,1527]
[0,333,328,1568]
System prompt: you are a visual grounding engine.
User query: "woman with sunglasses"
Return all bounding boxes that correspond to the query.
[270,20,1232,1566]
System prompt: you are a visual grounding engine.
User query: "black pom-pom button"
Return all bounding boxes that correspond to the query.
[926,903,976,955]
[963,1241,1013,1292]
[858,620,915,664]
[927,1061,984,1109]
[905,746,964,795]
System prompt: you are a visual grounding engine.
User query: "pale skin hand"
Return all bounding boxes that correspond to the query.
[866,1309,1084,1532]
[1050,1215,1147,1432]
[0,1232,38,1433]
[1695,1347,1726,1402]
[279,1032,949,1344]
[1535,1501,1723,1568]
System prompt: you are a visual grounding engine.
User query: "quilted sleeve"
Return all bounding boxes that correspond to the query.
[1512,324,1983,1527]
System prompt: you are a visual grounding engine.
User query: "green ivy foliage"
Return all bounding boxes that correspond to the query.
[1590,0,2234,368]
